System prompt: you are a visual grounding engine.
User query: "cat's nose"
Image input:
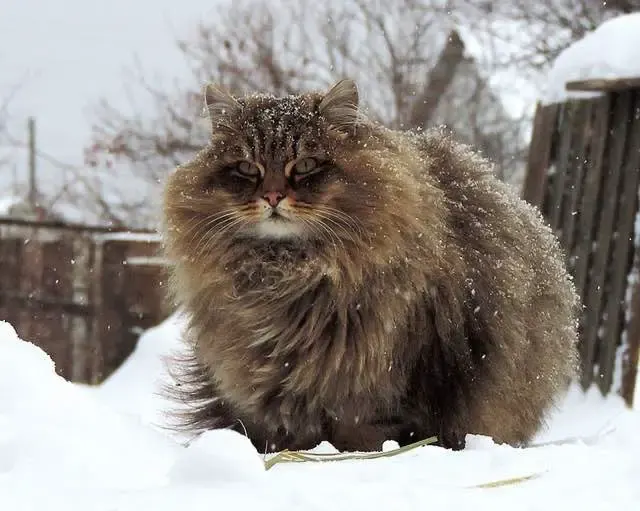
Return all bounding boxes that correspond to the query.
[263,191,285,207]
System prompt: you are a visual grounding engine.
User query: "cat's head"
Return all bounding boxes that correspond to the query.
[164,80,421,261]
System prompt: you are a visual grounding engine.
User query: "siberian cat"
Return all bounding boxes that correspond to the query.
[161,79,579,452]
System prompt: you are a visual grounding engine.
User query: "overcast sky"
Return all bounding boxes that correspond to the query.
[1,0,221,186]
[1,0,545,202]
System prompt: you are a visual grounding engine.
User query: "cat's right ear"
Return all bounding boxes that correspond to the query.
[202,83,241,127]
[318,79,360,135]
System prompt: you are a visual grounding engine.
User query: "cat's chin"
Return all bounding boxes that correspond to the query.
[250,218,307,240]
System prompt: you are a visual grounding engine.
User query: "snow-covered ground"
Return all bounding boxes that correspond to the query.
[542,12,640,104]
[1,316,640,510]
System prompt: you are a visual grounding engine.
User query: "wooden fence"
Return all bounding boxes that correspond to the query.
[522,77,640,406]
[0,217,170,384]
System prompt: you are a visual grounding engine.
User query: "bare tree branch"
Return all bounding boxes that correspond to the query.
[408,30,467,129]
[80,0,635,227]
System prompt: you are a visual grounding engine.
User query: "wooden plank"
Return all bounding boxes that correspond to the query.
[89,241,105,384]
[621,245,640,406]
[0,292,93,316]
[598,90,640,394]
[69,235,94,382]
[573,96,611,304]
[580,91,632,389]
[549,102,576,232]
[39,238,75,379]
[521,103,559,207]
[41,238,74,300]
[18,236,44,341]
[99,240,131,383]
[0,216,158,235]
[0,238,21,327]
[567,77,640,93]
[560,101,592,256]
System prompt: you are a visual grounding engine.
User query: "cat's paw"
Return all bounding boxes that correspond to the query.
[437,428,466,451]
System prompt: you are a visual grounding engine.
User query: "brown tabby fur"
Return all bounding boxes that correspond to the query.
[161,79,580,453]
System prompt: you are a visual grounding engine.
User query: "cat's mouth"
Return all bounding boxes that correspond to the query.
[267,209,287,220]
[252,207,306,239]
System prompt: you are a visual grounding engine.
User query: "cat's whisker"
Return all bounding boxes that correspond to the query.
[195,219,247,261]
[292,210,333,240]
[193,215,250,258]
[182,208,243,239]
[184,209,242,245]
[295,214,332,246]
[293,204,364,243]
[300,209,359,246]
[314,205,365,235]
[203,215,250,244]
[303,216,345,250]
[297,217,336,248]
[192,217,235,257]
[314,219,353,246]
[297,203,362,230]
[188,205,257,254]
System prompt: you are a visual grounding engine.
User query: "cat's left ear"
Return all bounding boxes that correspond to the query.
[202,83,241,126]
[318,79,360,135]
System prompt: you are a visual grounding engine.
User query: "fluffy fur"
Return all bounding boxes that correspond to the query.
[161,79,580,453]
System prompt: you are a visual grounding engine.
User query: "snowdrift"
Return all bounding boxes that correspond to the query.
[1,317,640,510]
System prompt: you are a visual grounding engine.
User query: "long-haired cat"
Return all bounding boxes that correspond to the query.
[161,79,579,452]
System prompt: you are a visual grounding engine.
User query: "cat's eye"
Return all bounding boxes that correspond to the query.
[293,158,318,175]
[234,161,261,178]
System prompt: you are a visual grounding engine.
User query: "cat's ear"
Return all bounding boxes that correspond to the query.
[318,79,360,134]
[202,83,241,126]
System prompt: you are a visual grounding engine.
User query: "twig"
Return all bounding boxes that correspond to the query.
[470,471,546,489]
[264,435,438,470]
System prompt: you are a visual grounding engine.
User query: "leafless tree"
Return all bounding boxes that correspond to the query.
[462,0,640,79]
[86,0,637,227]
